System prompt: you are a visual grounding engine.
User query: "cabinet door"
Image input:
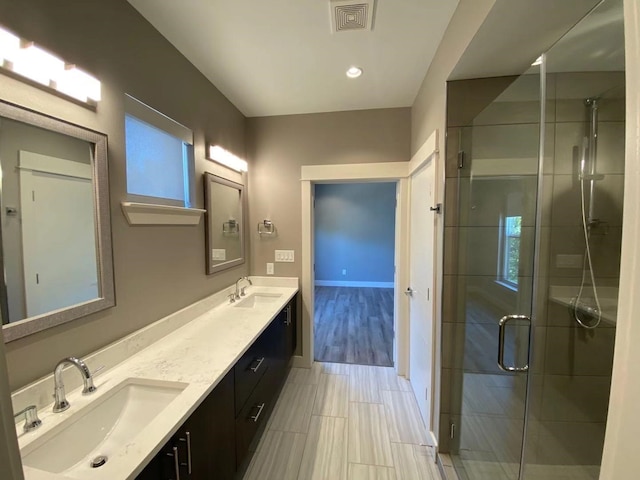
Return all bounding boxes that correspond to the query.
[235,330,271,415]
[235,371,273,469]
[136,454,164,480]
[184,369,236,479]
[136,370,235,480]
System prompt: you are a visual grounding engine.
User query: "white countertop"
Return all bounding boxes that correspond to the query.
[15,280,298,480]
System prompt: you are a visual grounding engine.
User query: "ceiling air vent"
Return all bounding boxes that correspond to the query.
[330,0,376,33]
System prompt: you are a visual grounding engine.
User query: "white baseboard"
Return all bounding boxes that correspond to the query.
[315,280,394,288]
[291,355,310,368]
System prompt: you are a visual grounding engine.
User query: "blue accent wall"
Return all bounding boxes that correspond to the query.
[314,183,396,283]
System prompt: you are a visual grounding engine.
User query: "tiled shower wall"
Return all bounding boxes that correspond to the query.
[440,72,623,469]
[524,71,623,468]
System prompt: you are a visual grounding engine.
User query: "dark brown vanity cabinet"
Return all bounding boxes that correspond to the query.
[234,296,297,473]
[284,297,297,363]
[137,369,235,480]
[137,296,297,480]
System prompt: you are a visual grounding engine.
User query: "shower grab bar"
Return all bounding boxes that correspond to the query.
[498,315,531,372]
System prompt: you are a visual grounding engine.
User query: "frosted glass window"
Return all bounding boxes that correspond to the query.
[125,114,191,206]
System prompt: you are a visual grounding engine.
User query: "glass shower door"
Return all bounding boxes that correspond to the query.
[521,1,624,478]
[445,72,541,480]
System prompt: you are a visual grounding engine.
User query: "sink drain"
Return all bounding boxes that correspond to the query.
[90,455,108,468]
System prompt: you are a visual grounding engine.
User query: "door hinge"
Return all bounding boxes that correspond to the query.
[36,273,39,285]
[427,287,430,301]
[32,190,35,202]
[457,150,465,169]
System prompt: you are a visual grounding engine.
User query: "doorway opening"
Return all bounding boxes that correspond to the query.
[313,182,397,367]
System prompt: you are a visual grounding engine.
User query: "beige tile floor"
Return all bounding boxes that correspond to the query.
[243,362,441,480]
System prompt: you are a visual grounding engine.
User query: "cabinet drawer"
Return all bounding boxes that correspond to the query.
[235,372,273,469]
[234,332,270,414]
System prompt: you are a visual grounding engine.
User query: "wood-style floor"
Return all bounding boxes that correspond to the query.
[314,287,395,367]
[243,362,440,480]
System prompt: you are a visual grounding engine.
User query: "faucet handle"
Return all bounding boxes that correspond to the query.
[83,381,97,395]
[80,362,99,395]
[82,366,101,395]
[228,293,236,304]
[14,405,42,433]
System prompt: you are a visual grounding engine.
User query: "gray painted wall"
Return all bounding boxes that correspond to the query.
[314,183,396,283]
[246,108,411,283]
[0,0,247,390]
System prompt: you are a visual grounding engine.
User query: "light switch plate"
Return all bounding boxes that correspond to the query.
[266,262,274,275]
[275,250,294,262]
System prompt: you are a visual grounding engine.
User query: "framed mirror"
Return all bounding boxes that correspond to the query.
[0,100,114,342]
[204,173,244,274]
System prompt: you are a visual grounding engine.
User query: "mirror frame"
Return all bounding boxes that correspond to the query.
[0,100,115,342]
[203,172,245,275]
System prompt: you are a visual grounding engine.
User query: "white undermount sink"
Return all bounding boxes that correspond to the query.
[234,292,283,308]
[21,377,187,477]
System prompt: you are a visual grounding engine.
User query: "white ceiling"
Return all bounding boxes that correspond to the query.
[127,0,459,117]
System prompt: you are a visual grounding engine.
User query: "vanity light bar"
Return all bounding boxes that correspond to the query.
[208,145,248,172]
[0,26,101,104]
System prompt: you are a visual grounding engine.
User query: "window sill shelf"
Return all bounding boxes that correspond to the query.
[121,202,206,226]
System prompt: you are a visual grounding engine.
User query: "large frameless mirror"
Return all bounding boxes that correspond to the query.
[203,173,245,275]
[0,101,114,342]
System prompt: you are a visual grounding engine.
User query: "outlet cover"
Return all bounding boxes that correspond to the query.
[211,249,226,261]
[266,262,274,275]
[275,250,295,262]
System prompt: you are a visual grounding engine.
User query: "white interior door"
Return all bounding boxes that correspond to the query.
[20,151,98,317]
[408,160,436,430]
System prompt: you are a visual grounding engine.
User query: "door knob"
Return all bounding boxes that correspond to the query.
[404,287,416,296]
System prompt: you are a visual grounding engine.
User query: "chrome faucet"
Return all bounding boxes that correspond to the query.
[14,405,42,433]
[235,276,253,299]
[53,357,97,413]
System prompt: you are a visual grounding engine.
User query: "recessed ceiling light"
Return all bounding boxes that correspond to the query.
[346,66,363,78]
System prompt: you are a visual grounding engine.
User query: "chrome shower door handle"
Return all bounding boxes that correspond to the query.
[498,314,532,372]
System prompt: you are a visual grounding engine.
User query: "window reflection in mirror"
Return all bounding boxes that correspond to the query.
[204,173,244,274]
[0,101,114,342]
